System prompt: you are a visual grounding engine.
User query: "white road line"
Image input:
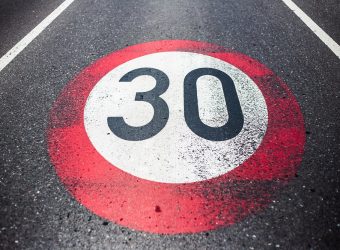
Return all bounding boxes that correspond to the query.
[282,0,340,59]
[0,0,75,72]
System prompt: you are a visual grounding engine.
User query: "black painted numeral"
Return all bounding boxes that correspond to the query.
[108,67,243,141]
[107,68,169,141]
[184,68,243,141]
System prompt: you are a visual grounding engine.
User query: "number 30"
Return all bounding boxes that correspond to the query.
[107,67,244,141]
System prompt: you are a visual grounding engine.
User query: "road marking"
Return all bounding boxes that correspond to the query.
[0,0,75,72]
[282,0,340,59]
[48,40,305,234]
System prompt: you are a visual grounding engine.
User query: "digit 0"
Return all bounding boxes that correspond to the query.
[184,68,244,141]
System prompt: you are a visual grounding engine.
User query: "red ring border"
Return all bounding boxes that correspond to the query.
[47,40,305,234]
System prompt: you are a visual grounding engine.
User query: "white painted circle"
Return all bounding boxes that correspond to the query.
[84,52,268,183]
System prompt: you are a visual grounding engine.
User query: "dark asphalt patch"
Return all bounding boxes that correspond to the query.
[293,0,340,43]
[0,0,64,57]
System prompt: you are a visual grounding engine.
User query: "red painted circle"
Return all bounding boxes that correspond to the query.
[47,40,305,234]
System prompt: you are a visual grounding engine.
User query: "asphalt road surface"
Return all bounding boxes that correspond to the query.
[0,0,339,249]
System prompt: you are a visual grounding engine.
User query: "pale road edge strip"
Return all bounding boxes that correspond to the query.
[0,0,75,72]
[282,0,340,59]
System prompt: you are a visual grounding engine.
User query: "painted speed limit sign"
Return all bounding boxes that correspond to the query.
[48,40,305,234]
